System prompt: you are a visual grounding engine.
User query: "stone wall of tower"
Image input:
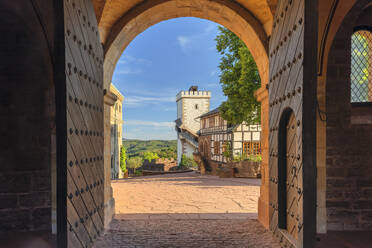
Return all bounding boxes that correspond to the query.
[176,89,211,165]
[176,90,211,133]
[183,98,211,133]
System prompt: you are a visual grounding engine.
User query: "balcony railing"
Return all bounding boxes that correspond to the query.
[200,125,227,134]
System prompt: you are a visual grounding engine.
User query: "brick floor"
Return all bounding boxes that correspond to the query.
[94,172,280,247]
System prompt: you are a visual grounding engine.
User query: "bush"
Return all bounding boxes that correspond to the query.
[120,146,127,173]
[134,170,143,176]
[233,153,262,162]
[179,154,197,169]
[127,157,143,170]
[222,142,232,161]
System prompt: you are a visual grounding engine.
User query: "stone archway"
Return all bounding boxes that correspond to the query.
[98,0,272,91]
[92,0,275,229]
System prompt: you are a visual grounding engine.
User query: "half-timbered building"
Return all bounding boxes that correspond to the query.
[198,108,261,173]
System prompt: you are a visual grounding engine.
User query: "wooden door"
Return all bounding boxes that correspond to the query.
[268,0,317,247]
[286,112,298,240]
[64,0,105,247]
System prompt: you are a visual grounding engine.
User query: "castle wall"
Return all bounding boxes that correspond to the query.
[325,3,372,231]
[110,85,124,179]
[182,98,210,133]
[177,100,182,119]
[176,90,211,164]
[0,1,56,238]
[183,142,196,159]
[177,135,183,165]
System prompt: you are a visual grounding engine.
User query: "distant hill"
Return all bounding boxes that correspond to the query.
[123,139,177,160]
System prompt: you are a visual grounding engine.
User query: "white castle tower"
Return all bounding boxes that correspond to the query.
[175,86,211,165]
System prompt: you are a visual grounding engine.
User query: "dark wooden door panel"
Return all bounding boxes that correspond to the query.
[64,0,104,247]
[286,113,298,239]
[268,0,317,247]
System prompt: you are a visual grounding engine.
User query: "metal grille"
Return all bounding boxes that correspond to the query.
[351,29,372,103]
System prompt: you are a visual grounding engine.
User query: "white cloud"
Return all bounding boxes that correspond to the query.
[177,22,218,52]
[177,35,192,49]
[163,106,177,111]
[124,95,175,107]
[210,70,218,77]
[116,67,142,75]
[117,60,127,65]
[124,55,152,66]
[123,121,177,140]
[125,120,175,128]
[204,23,217,35]
[207,83,219,88]
[120,87,177,97]
[118,54,152,66]
[115,55,152,75]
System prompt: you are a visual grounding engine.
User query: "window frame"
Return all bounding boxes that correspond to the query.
[214,141,220,155]
[350,26,372,106]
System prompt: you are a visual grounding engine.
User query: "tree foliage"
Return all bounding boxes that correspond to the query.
[216,27,261,125]
[143,152,159,162]
[179,154,197,169]
[123,139,177,160]
[126,157,143,169]
[120,146,127,173]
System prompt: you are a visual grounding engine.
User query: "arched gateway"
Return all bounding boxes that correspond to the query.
[2,0,372,248]
[62,1,317,247]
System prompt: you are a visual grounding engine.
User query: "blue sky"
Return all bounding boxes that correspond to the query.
[112,18,226,140]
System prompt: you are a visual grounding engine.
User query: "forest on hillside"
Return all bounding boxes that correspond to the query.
[123,139,177,160]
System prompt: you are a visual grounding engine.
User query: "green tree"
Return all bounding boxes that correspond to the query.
[143,152,159,162]
[222,142,232,162]
[158,148,177,160]
[216,26,261,125]
[126,157,143,173]
[179,154,197,169]
[120,146,127,173]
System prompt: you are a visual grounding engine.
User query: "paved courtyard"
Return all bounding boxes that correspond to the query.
[94,172,280,247]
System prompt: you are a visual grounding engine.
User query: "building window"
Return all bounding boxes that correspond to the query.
[351,27,372,103]
[222,142,230,156]
[243,142,261,155]
[214,141,220,155]
[195,104,198,109]
[203,142,208,157]
[222,142,227,153]
[209,117,215,127]
[243,142,251,155]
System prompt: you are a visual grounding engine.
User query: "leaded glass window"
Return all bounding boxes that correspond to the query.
[351,28,372,103]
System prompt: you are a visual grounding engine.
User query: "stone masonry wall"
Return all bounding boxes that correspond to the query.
[141,158,177,172]
[326,1,372,231]
[0,1,56,235]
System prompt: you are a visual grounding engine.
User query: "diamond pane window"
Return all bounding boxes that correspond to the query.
[351,28,372,103]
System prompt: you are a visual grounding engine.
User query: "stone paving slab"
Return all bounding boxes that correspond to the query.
[93,219,280,248]
[114,213,258,220]
[112,172,261,215]
[94,172,280,247]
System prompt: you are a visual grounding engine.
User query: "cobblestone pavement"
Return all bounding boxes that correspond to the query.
[94,219,280,248]
[94,172,280,248]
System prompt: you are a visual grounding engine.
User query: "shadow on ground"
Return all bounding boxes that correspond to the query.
[112,172,261,188]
